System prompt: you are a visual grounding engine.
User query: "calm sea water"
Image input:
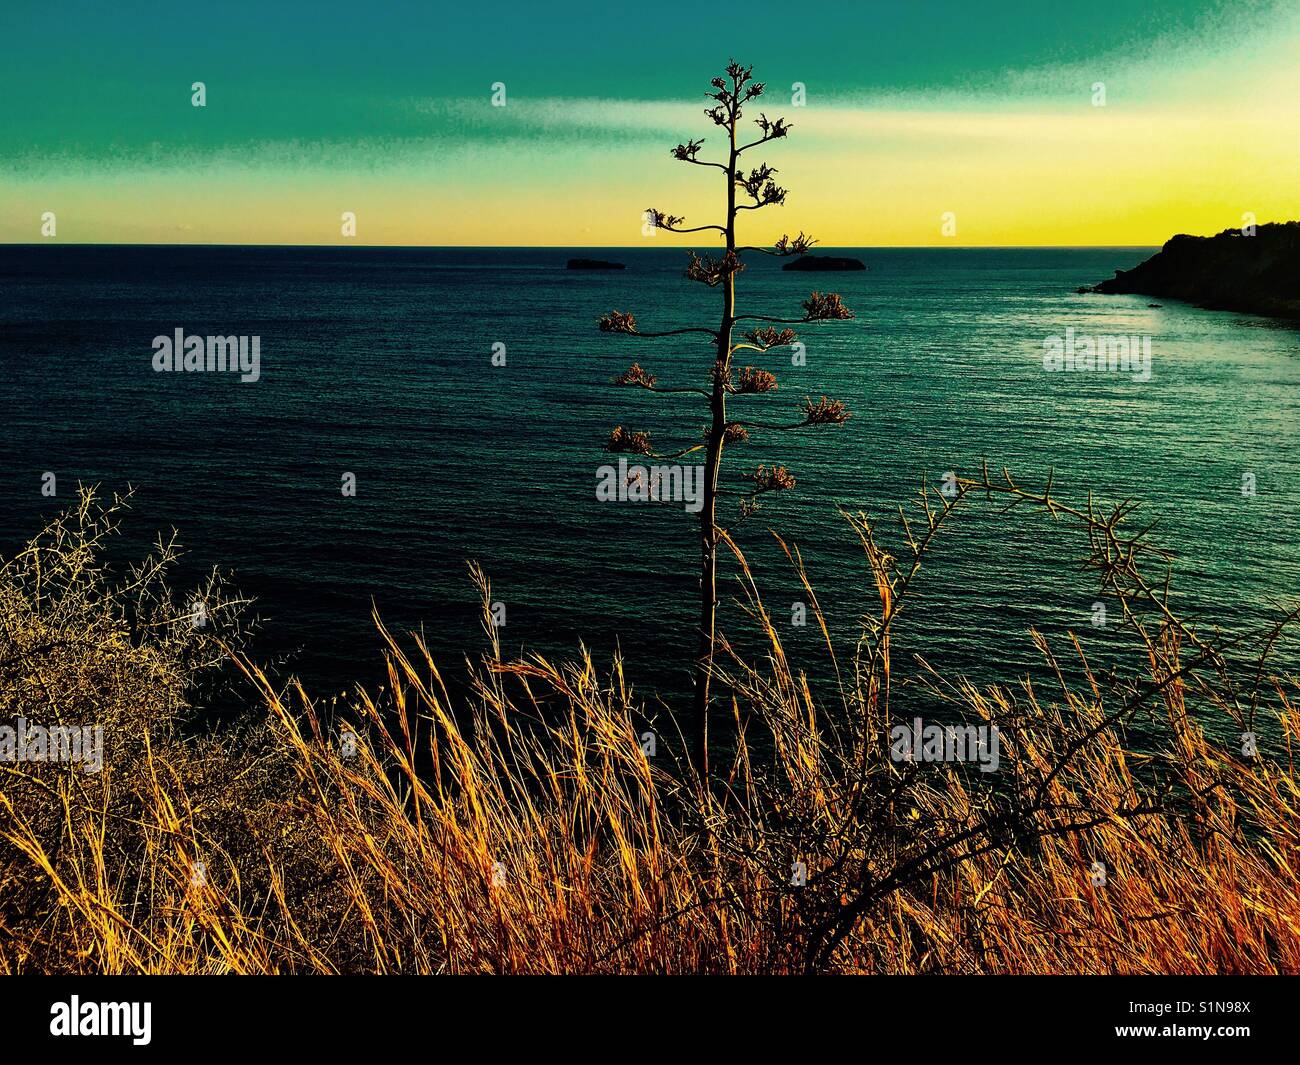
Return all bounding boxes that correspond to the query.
[2,246,1297,731]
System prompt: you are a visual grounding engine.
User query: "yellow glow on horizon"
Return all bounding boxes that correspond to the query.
[4,32,1297,248]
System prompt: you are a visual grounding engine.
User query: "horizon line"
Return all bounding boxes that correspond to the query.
[1,242,1163,250]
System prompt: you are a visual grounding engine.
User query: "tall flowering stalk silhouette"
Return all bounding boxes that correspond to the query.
[598,61,854,781]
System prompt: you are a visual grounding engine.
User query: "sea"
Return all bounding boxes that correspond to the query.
[2,245,1297,740]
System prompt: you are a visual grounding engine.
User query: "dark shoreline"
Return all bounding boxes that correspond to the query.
[1088,222,1299,319]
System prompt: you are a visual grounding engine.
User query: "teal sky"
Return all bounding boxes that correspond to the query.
[3,0,1296,245]
[2,1,1277,148]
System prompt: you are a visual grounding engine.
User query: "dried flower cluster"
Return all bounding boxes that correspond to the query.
[685,250,744,287]
[754,112,790,140]
[671,138,705,162]
[737,164,786,207]
[773,232,815,256]
[598,310,638,334]
[702,423,750,445]
[802,291,855,321]
[606,425,653,455]
[733,367,778,394]
[644,208,686,232]
[743,326,797,350]
[706,62,765,126]
[801,396,850,425]
[747,464,797,492]
[612,363,657,389]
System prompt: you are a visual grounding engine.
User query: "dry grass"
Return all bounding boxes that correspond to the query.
[1,482,1298,974]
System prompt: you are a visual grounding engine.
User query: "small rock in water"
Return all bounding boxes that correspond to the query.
[783,255,866,272]
[567,258,625,270]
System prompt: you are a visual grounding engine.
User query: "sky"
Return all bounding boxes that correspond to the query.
[1,0,1297,246]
